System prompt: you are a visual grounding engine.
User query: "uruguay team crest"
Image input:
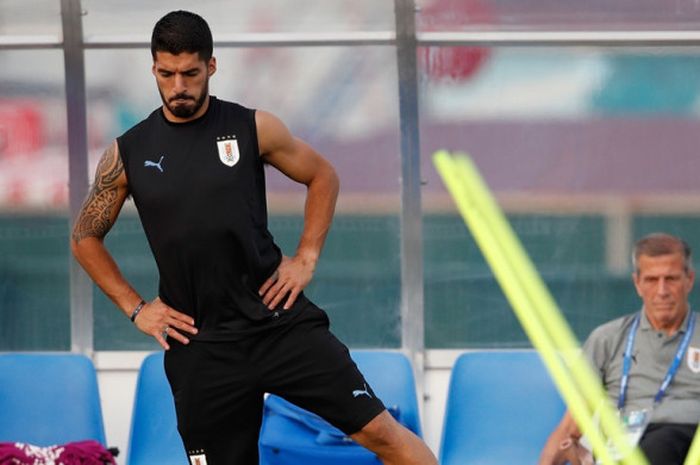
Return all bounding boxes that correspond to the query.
[687,346,700,373]
[188,450,208,465]
[189,454,207,465]
[216,135,240,167]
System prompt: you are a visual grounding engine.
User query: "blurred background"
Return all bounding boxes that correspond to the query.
[3,0,700,351]
[2,0,700,455]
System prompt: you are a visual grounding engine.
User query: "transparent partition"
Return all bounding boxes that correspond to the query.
[0,50,70,350]
[87,45,402,349]
[421,46,700,347]
[82,0,394,38]
[416,0,700,32]
[5,0,700,354]
[0,0,62,37]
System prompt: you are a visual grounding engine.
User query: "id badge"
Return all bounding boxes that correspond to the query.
[589,408,651,464]
[621,408,650,447]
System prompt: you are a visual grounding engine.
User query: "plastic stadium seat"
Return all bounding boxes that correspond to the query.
[127,352,188,465]
[0,353,107,446]
[440,351,566,465]
[259,350,422,465]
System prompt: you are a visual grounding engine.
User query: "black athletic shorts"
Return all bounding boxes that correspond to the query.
[163,301,386,465]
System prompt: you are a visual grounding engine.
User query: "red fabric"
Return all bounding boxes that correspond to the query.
[0,440,115,465]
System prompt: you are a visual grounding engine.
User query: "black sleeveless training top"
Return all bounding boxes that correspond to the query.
[117,97,306,340]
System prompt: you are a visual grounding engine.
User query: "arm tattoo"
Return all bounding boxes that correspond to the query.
[72,143,125,243]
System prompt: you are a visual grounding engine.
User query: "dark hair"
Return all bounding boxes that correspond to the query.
[151,10,213,61]
[632,232,692,273]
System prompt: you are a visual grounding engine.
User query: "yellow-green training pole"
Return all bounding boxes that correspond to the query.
[433,150,648,465]
[683,427,700,465]
[438,151,644,465]
[433,151,617,464]
[448,153,644,465]
[434,151,615,463]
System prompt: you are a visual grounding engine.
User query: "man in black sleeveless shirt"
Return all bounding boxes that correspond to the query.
[71,10,437,465]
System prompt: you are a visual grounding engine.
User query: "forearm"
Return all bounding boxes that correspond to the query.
[296,161,339,264]
[71,237,142,317]
[539,412,582,465]
[539,432,569,465]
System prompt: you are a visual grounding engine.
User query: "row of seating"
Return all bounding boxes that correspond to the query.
[0,351,565,464]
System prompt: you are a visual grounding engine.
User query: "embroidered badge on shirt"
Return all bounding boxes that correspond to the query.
[188,450,208,465]
[687,346,700,373]
[216,135,240,167]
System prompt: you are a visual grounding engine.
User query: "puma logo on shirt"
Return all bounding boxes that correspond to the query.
[144,155,165,173]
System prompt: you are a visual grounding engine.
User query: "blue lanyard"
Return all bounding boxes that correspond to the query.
[617,311,696,410]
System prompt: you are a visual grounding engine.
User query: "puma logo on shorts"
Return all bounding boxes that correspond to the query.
[353,383,373,399]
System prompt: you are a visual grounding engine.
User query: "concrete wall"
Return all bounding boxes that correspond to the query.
[94,350,463,464]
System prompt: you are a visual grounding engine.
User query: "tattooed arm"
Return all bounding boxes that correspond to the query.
[71,140,135,309]
[71,141,197,349]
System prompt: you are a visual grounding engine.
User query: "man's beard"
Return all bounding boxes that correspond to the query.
[160,81,209,118]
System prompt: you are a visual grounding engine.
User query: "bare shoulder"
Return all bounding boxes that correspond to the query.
[71,140,129,242]
[255,109,294,157]
[253,110,336,186]
[95,140,128,186]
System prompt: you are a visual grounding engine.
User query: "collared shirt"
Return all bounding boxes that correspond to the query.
[583,310,700,424]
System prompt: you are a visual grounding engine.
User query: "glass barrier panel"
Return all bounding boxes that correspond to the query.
[82,0,394,38]
[416,0,700,32]
[87,45,402,349]
[0,49,69,350]
[0,0,62,38]
[421,46,700,347]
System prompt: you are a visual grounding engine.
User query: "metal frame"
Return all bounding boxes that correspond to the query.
[394,0,425,394]
[61,0,93,356]
[46,1,431,364]
[8,29,700,52]
[0,35,61,49]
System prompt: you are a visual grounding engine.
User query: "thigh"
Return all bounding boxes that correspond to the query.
[256,304,386,435]
[164,340,264,465]
[639,423,696,465]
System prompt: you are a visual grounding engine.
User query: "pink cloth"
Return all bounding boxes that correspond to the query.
[0,440,115,465]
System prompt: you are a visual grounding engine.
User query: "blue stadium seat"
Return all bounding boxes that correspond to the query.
[127,352,188,465]
[0,353,107,446]
[440,350,566,465]
[259,350,421,465]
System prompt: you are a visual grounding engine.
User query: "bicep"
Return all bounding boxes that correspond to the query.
[72,140,129,242]
[256,110,330,185]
